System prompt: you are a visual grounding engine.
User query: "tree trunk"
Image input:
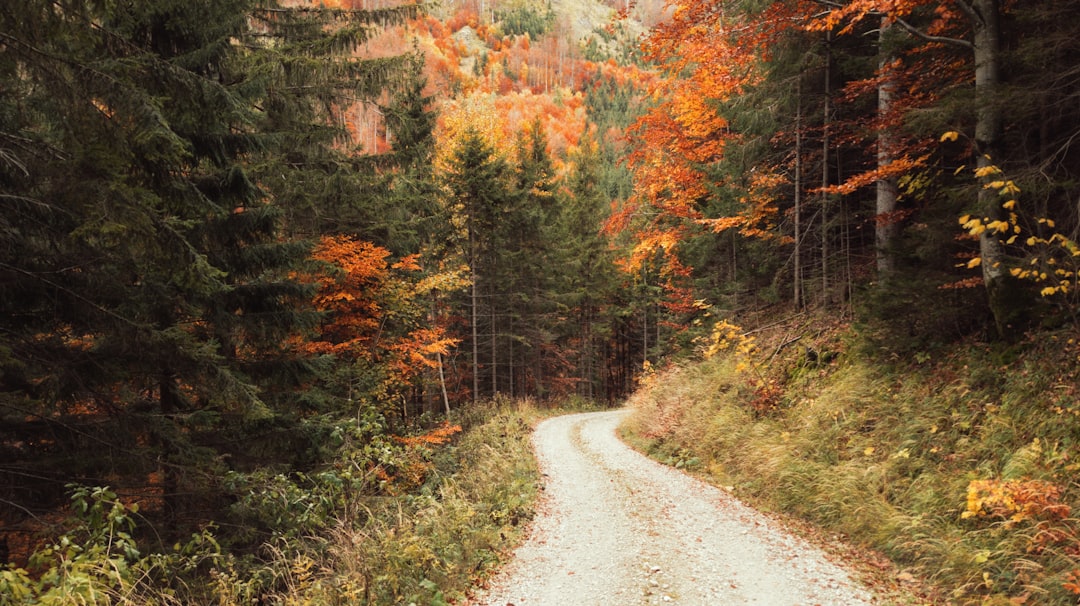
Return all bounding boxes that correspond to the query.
[821,32,832,305]
[491,304,497,396]
[794,79,804,309]
[876,17,900,280]
[437,350,450,416]
[971,0,1023,337]
[470,226,480,403]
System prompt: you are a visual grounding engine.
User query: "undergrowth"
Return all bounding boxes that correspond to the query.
[1,398,557,605]
[623,318,1080,605]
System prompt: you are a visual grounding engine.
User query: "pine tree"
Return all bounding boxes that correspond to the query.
[560,132,623,401]
[0,0,422,548]
[442,128,512,401]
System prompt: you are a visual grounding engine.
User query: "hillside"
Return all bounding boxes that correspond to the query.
[622,312,1080,604]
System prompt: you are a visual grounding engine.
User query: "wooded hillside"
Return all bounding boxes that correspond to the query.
[3,0,1080,602]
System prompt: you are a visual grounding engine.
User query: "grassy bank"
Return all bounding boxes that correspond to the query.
[1,399,556,605]
[622,319,1080,605]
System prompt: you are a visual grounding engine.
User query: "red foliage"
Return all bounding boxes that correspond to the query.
[445,8,478,33]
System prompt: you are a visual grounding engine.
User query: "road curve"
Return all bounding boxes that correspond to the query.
[471,409,877,606]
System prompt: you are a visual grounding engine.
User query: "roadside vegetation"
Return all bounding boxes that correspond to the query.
[622,314,1080,605]
[0,399,565,605]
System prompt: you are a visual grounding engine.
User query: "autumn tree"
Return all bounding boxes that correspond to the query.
[299,235,462,417]
[0,0,421,555]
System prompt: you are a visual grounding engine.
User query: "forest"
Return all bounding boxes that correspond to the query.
[3,0,1080,603]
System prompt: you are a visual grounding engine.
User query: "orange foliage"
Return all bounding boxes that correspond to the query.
[963,478,1071,527]
[295,235,459,388]
[445,8,478,33]
[435,89,587,175]
[375,421,462,494]
[301,235,390,358]
[612,0,802,283]
[394,421,462,448]
[963,477,1079,555]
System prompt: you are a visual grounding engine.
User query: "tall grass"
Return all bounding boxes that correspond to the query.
[240,400,544,605]
[3,400,547,606]
[622,328,1080,604]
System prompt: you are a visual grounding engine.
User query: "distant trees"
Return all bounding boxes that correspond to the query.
[441,116,616,401]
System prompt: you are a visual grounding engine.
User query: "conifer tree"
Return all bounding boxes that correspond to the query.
[0,0,421,546]
[442,128,512,401]
[560,132,622,400]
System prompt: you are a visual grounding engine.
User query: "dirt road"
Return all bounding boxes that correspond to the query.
[472,409,879,605]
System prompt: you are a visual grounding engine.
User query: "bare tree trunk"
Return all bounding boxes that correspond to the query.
[876,17,900,280]
[794,79,804,309]
[437,351,450,416]
[509,313,515,397]
[821,32,832,306]
[470,227,479,403]
[640,266,648,368]
[969,0,1017,336]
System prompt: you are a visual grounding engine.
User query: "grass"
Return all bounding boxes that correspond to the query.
[234,398,552,606]
[0,399,564,606]
[621,319,1080,605]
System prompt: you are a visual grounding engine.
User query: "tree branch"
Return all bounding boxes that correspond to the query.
[0,262,149,329]
[953,0,979,23]
[893,16,973,50]
[809,0,973,50]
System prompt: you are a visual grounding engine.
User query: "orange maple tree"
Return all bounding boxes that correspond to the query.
[297,234,461,388]
[606,0,801,318]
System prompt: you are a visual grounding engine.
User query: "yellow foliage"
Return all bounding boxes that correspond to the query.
[702,320,756,360]
[962,478,1070,527]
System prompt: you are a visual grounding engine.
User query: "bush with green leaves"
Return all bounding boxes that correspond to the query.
[0,486,219,606]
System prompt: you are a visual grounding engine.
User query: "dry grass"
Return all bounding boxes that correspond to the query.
[622,318,1080,605]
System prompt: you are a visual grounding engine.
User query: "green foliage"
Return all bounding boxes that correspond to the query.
[0,486,220,605]
[0,0,450,594]
[496,3,554,38]
[0,402,541,604]
[211,401,541,605]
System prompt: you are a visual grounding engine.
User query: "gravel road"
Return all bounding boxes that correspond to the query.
[472,409,879,606]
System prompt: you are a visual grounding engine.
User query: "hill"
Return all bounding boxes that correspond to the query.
[622,311,1080,604]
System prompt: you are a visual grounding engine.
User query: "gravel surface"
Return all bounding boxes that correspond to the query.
[472,409,879,606]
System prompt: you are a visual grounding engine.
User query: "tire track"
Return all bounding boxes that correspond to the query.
[473,410,877,605]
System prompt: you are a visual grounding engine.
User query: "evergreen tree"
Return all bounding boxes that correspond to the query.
[442,128,512,401]
[381,52,444,258]
[0,0,421,549]
[504,118,561,397]
[560,132,624,400]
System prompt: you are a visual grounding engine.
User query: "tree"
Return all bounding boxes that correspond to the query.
[560,131,625,400]
[442,127,512,401]
[810,0,1017,334]
[0,0,422,553]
